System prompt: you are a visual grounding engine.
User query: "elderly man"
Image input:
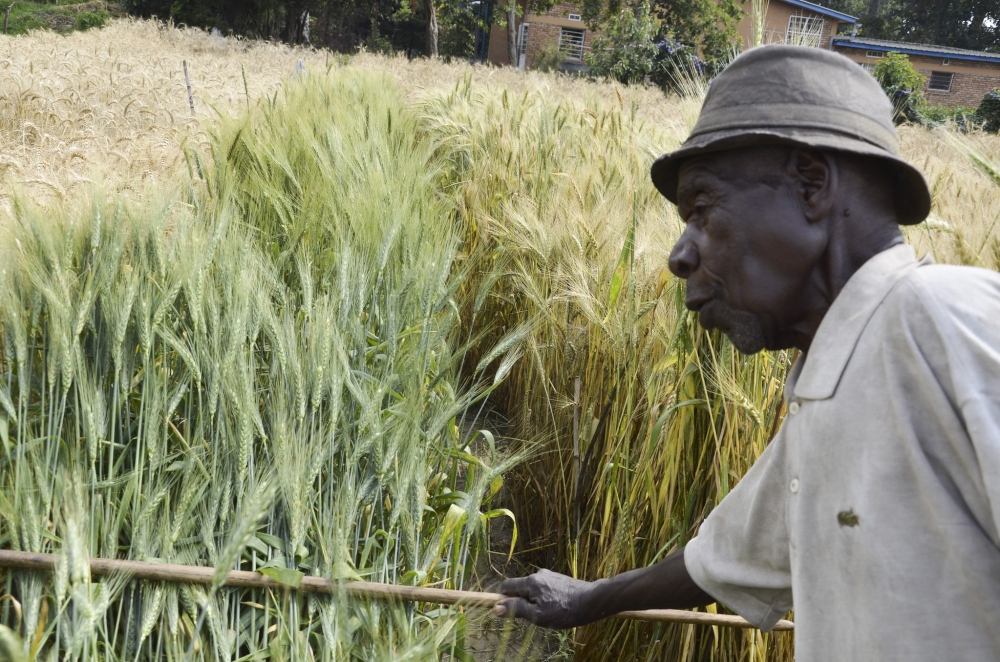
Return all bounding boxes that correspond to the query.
[494,45,1000,659]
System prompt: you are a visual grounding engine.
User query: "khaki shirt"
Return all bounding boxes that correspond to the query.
[684,244,1000,660]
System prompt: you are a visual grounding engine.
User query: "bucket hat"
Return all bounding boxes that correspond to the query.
[650,45,931,225]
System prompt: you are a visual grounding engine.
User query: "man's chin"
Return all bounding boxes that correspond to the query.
[723,327,768,355]
[696,303,768,355]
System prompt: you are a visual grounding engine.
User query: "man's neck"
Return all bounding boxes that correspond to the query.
[792,217,904,351]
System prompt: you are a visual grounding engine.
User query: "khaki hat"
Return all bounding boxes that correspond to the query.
[650,45,931,225]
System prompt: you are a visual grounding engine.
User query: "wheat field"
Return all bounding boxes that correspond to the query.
[1,17,999,662]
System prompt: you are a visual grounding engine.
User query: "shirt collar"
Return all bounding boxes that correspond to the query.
[790,243,922,401]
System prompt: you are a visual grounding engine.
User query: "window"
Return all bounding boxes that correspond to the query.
[865,50,884,58]
[567,13,581,21]
[786,15,825,47]
[859,62,877,73]
[928,71,954,92]
[942,58,951,65]
[559,27,585,60]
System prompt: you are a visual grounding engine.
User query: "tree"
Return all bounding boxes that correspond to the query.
[824,0,1000,52]
[508,0,517,66]
[649,0,742,63]
[424,0,439,56]
[586,3,660,83]
[873,51,925,123]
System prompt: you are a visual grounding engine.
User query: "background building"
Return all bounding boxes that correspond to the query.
[487,1,596,70]
[832,37,1000,108]
[488,0,1000,110]
[735,0,856,50]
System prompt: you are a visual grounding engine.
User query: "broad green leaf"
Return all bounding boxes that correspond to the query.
[258,566,304,588]
[331,561,362,581]
[256,532,284,550]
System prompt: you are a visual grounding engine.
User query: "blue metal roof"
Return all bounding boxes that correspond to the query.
[831,37,1000,64]
[780,0,858,23]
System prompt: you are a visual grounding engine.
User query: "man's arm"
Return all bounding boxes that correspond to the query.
[494,547,713,629]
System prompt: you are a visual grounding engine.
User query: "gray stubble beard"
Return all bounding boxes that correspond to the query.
[710,302,769,355]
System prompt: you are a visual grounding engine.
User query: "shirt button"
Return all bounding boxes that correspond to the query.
[788,401,800,415]
[790,478,800,493]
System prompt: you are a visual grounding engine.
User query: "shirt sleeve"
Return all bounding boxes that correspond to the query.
[684,425,793,631]
[911,266,1000,548]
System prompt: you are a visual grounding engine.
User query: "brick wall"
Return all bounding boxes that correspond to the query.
[537,1,585,20]
[524,22,560,67]
[833,48,1000,108]
[909,55,1000,108]
[517,0,597,70]
[922,71,999,108]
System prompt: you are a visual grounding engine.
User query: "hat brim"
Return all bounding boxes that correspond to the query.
[650,129,931,226]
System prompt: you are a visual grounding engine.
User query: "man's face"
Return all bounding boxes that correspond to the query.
[668,147,827,354]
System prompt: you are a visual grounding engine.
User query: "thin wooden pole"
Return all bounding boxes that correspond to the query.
[182,60,195,116]
[3,5,12,36]
[571,375,582,540]
[0,550,793,631]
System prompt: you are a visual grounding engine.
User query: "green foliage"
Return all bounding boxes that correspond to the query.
[873,52,925,124]
[436,0,478,59]
[978,89,1000,133]
[533,43,564,73]
[917,101,978,129]
[74,10,108,31]
[3,2,72,36]
[825,0,1000,52]
[586,4,660,84]
[0,69,522,660]
[650,0,741,65]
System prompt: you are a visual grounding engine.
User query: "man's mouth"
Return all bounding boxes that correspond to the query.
[694,299,723,330]
[684,294,714,313]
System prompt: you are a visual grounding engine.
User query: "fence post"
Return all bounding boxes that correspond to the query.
[572,375,582,539]
[183,60,195,116]
[3,5,13,36]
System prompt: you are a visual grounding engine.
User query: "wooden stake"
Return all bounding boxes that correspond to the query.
[0,550,793,631]
[571,375,582,540]
[3,5,12,36]
[182,60,195,116]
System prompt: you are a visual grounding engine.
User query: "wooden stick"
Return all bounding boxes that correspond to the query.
[0,550,792,631]
[571,375,582,539]
[182,60,195,116]
[3,5,12,36]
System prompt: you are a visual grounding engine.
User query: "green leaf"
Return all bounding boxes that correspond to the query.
[258,566,304,588]
[256,532,284,550]
[604,209,635,323]
[331,560,362,581]
[481,508,518,561]
[0,417,9,458]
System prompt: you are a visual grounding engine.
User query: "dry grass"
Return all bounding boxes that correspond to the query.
[0,18,325,206]
[3,19,999,268]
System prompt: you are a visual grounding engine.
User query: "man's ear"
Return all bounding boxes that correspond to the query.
[786,148,836,222]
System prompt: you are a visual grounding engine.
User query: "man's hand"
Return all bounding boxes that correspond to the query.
[494,569,594,629]
[493,548,714,630]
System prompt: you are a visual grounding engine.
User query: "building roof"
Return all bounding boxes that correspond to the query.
[832,36,1000,64]
[780,0,858,24]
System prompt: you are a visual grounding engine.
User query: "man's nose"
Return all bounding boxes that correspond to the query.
[668,237,700,279]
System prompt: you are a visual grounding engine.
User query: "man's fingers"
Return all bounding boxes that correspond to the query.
[494,597,539,623]
[500,576,533,598]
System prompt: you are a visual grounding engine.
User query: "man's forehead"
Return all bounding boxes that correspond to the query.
[677,147,791,193]
[676,153,738,195]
